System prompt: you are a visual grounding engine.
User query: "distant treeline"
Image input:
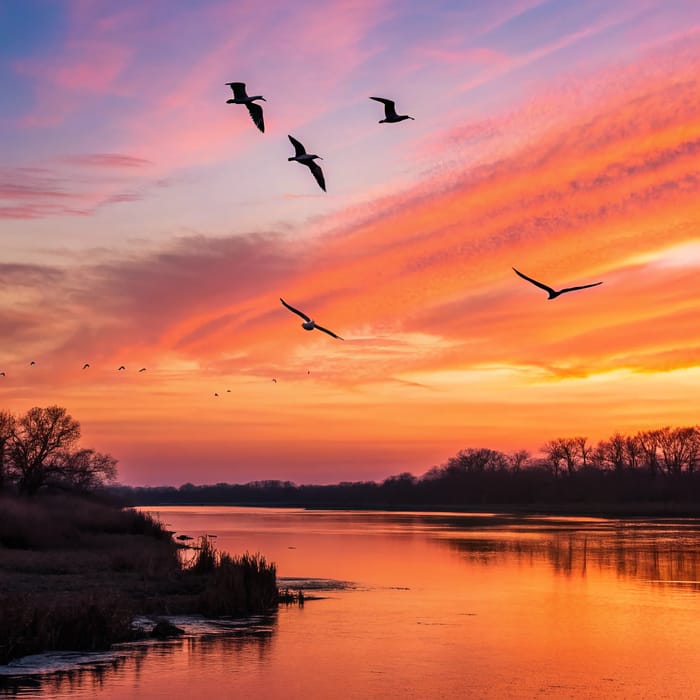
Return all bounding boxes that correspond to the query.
[111,426,700,509]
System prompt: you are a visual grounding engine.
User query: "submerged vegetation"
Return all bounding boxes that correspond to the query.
[0,493,279,665]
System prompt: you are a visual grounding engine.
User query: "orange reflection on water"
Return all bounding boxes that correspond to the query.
[5,508,700,699]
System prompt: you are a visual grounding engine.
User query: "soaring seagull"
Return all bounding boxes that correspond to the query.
[118,365,126,371]
[512,267,603,300]
[280,298,343,339]
[225,82,265,133]
[82,363,90,369]
[369,97,414,123]
[288,135,326,192]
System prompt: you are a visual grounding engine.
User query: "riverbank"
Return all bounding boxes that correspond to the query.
[0,493,279,665]
[139,500,700,518]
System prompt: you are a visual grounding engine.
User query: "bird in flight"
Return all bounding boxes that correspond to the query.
[82,363,90,369]
[280,298,343,339]
[138,367,147,372]
[226,389,231,392]
[0,372,5,377]
[369,97,414,124]
[512,267,603,300]
[225,82,265,133]
[272,378,277,383]
[30,361,36,366]
[118,365,126,371]
[288,135,326,192]
[214,392,219,397]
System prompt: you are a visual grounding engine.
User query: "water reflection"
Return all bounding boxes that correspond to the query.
[0,615,277,699]
[6,510,700,700]
[442,523,700,590]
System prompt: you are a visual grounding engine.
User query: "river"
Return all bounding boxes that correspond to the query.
[2,507,700,698]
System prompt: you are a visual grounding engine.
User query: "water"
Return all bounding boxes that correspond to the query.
[3,508,700,698]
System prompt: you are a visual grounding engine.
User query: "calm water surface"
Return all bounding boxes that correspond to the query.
[3,507,700,699]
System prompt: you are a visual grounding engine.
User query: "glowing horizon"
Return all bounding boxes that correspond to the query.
[1,1,699,486]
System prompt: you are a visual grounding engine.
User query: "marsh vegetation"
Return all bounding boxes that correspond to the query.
[0,494,279,664]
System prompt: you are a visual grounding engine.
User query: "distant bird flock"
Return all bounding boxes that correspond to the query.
[0,80,605,392]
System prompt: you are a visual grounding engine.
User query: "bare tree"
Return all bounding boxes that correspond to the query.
[509,450,530,472]
[6,405,116,495]
[0,411,15,492]
[624,434,643,471]
[596,433,626,471]
[541,440,564,478]
[51,448,118,491]
[657,426,700,475]
[637,429,661,477]
[445,448,509,473]
[574,437,592,469]
[544,438,579,475]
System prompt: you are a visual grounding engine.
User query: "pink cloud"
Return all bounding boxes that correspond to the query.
[59,153,152,168]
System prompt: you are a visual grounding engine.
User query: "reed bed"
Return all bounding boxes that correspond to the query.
[0,494,279,664]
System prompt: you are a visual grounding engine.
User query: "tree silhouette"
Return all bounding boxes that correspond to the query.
[5,406,116,495]
[0,411,15,492]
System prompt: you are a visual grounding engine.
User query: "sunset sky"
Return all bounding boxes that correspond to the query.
[1,0,699,486]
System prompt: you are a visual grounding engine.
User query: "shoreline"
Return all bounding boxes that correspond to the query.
[139,501,700,518]
[0,493,279,665]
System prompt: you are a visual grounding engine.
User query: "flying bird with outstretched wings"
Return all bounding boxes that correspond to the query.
[225,82,266,133]
[287,135,326,192]
[280,297,343,339]
[512,267,603,300]
[369,97,414,123]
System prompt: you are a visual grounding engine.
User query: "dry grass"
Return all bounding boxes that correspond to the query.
[0,494,278,664]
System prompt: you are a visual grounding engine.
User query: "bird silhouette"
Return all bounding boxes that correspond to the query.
[214,392,219,397]
[0,372,5,377]
[369,97,414,123]
[29,361,36,366]
[138,367,147,372]
[512,267,603,299]
[118,365,126,371]
[82,363,90,369]
[280,298,343,339]
[225,82,265,132]
[226,389,231,392]
[272,378,277,383]
[288,135,326,192]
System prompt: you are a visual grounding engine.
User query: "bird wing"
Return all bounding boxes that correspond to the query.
[280,297,311,322]
[307,160,326,192]
[288,135,306,157]
[559,281,603,295]
[315,324,343,340]
[225,82,248,99]
[370,96,397,119]
[118,365,126,370]
[512,267,556,296]
[246,102,265,132]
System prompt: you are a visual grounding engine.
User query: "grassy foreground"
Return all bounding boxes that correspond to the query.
[0,493,278,665]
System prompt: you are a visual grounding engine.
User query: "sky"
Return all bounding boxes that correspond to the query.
[1,0,699,486]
